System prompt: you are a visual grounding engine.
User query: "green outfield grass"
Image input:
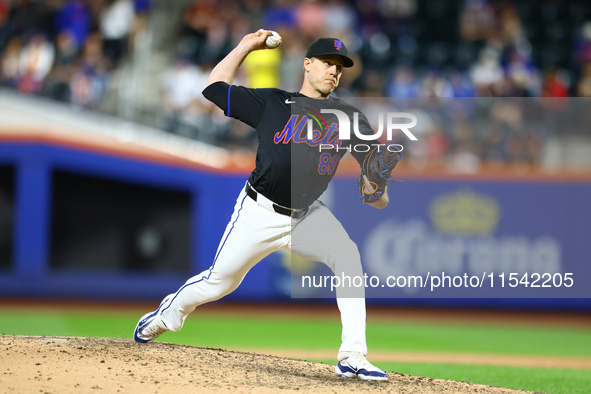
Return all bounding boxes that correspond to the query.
[310,360,591,394]
[1,307,590,393]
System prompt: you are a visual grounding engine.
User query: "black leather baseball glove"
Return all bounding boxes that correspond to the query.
[358,146,402,204]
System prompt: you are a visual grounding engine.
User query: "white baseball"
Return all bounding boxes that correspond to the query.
[265,31,281,49]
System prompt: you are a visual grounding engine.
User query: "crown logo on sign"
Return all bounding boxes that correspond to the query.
[334,40,342,51]
[429,189,500,236]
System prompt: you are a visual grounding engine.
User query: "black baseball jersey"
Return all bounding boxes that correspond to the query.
[202,81,373,209]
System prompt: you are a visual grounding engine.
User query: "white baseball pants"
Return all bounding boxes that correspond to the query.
[159,184,367,358]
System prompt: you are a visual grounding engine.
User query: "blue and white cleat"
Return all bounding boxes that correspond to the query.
[335,353,388,381]
[133,295,173,343]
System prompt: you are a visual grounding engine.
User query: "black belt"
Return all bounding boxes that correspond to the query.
[245,185,308,219]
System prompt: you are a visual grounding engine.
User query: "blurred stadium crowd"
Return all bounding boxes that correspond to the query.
[0,0,590,169]
[0,0,150,106]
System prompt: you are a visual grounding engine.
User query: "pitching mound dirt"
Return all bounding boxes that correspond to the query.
[1,335,532,393]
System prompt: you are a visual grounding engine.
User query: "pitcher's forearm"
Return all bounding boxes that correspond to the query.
[369,190,389,209]
[206,44,251,87]
[205,29,276,87]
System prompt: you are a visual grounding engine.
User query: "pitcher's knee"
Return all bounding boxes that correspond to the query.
[339,241,361,261]
[329,241,363,275]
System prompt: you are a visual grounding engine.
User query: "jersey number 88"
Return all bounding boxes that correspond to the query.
[318,153,340,175]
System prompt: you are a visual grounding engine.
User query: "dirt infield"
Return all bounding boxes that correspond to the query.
[251,349,591,370]
[1,335,532,394]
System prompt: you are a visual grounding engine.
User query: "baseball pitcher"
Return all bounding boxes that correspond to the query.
[134,30,401,381]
